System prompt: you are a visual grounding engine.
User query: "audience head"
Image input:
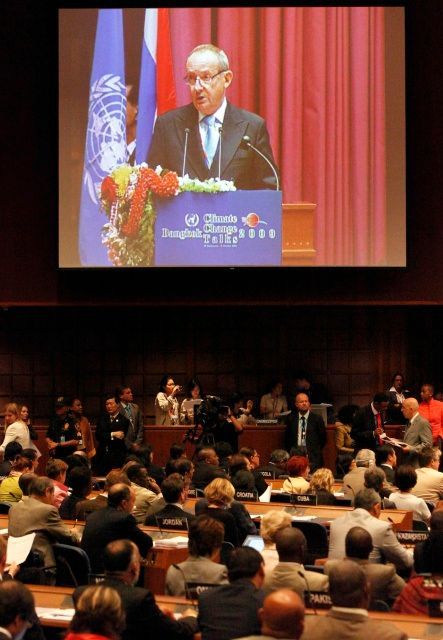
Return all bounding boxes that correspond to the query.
[259,588,305,640]
[286,456,309,478]
[10,456,33,474]
[364,466,386,493]
[185,377,203,399]
[65,453,90,474]
[345,526,373,560]
[166,457,194,480]
[275,527,307,564]
[328,560,369,608]
[375,444,396,467]
[204,477,235,507]
[391,372,405,391]
[372,392,389,412]
[260,510,292,545]
[401,397,419,420]
[125,463,149,488]
[395,465,418,492]
[103,539,140,584]
[295,392,311,413]
[115,385,133,404]
[214,441,233,463]
[107,483,135,512]
[227,547,264,584]
[46,458,68,483]
[309,468,334,493]
[197,447,219,466]
[337,404,360,426]
[29,476,54,504]
[232,469,256,491]
[161,473,187,504]
[269,449,290,469]
[337,453,355,476]
[18,472,38,496]
[430,509,443,532]
[229,454,250,476]
[3,441,23,462]
[239,447,260,469]
[70,585,125,640]
[354,488,381,517]
[170,442,186,460]
[355,449,375,468]
[67,465,92,497]
[104,470,130,490]
[421,383,434,402]
[0,581,36,639]
[4,403,20,425]
[188,515,224,558]
[104,393,119,415]
[159,374,175,393]
[419,446,441,469]
[21,449,39,471]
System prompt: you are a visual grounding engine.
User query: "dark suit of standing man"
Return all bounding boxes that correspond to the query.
[285,393,326,472]
[148,44,278,191]
[351,393,389,453]
[116,385,144,452]
[95,394,130,475]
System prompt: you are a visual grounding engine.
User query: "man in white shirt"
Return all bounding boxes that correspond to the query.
[412,446,443,505]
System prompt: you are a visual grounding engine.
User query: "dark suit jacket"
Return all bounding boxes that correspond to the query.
[81,506,152,573]
[147,102,278,190]
[144,503,195,526]
[380,463,396,484]
[192,462,226,490]
[94,412,130,474]
[198,579,265,640]
[351,404,384,452]
[74,576,197,640]
[285,412,327,472]
[119,401,144,447]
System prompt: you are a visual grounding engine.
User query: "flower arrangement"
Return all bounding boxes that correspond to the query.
[100,164,236,267]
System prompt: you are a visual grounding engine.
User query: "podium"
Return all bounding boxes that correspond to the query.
[154,190,282,266]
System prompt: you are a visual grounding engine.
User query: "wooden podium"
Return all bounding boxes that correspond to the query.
[282,202,317,265]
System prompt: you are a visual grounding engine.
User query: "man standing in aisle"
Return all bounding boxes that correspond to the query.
[284,393,326,472]
[116,385,144,452]
[148,44,278,190]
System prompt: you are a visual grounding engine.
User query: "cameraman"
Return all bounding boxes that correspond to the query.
[46,396,81,459]
[212,402,244,454]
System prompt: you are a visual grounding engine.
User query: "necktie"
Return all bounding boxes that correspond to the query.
[376,413,383,444]
[202,115,219,168]
[300,416,306,446]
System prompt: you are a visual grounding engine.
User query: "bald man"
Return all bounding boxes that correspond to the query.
[400,398,432,465]
[301,560,407,640]
[236,588,305,640]
[263,527,329,597]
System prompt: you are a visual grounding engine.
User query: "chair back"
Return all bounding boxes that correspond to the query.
[412,519,430,532]
[291,521,328,564]
[186,582,218,600]
[53,543,91,587]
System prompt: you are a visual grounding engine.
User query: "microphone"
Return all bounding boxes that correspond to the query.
[241,135,279,191]
[172,563,196,608]
[218,127,223,180]
[297,570,317,614]
[182,128,190,178]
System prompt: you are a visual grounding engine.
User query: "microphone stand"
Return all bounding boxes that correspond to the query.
[182,128,190,178]
[242,135,280,191]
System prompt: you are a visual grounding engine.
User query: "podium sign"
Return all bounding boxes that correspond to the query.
[154,190,282,266]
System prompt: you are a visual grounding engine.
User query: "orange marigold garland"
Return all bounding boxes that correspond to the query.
[100,164,178,267]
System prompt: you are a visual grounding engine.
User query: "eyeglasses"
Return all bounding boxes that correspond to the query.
[184,70,226,87]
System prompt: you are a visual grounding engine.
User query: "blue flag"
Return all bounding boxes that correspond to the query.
[79,9,126,266]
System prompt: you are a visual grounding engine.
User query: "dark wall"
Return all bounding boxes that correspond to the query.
[1,1,443,306]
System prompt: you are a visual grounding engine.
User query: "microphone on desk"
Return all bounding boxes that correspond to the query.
[172,563,196,608]
[241,135,279,191]
[182,128,190,178]
[298,570,317,615]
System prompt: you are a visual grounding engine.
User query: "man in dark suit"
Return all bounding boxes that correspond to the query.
[145,473,194,526]
[74,539,198,640]
[376,444,397,484]
[192,447,227,490]
[148,44,278,191]
[81,483,152,574]
[116,385,144,452]
[284,393,326,472]
[94,393,130,475]
[351,392,390,453]
[198,547,265,640]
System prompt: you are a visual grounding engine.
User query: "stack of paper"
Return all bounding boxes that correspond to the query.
[154,536,189,548]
